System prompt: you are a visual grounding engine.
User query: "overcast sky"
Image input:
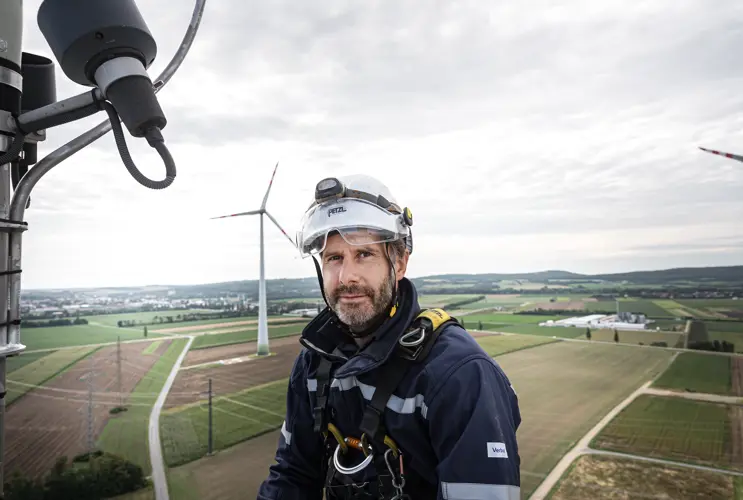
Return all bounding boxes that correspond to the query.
[15,0,743,289]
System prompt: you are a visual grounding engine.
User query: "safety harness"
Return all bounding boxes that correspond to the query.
[312,308,459,499]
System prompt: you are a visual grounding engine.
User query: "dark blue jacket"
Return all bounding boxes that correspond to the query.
[257,278,521,499]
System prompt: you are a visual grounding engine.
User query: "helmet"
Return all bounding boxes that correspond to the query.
[296,174,413,258]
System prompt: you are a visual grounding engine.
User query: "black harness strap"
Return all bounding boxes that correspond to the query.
[359,353,410,448]
[313,357,334,433]
[358,316,459,450]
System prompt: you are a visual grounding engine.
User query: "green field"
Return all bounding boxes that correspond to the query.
[475,334,559,357]
[592,395,738,471]
[6,350,53,373]
[652,353,733,395]
[417,294,484,308]
[160,379,287,467]
[493,342,675,497]
[148,316,306,332]
[143,341,163,355]
[548,454,736,500]
[97,338,189,474]
[21,324,167,351]
[492,324,586,339]
[82,309,217,327]
[463,313,562,325]
[586,328,685,347]
[6,346,99,405]
[191,323,306,350]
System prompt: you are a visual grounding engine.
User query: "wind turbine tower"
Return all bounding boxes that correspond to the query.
[211,163,296,355]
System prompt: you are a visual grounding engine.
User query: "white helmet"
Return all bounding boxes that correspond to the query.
[296,174,413,258]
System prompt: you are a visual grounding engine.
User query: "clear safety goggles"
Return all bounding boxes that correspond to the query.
[296,198,409,257]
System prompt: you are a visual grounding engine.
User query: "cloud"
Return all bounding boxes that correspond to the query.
[13,0,743,289]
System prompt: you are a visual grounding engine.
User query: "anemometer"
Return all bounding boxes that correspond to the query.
[0,0,207,493]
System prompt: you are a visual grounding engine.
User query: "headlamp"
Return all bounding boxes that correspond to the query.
[315,177,344,203]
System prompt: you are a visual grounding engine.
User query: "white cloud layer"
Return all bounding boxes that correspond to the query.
[13,0,743,289]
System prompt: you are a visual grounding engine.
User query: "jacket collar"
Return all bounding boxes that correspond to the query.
[299,277,421,379]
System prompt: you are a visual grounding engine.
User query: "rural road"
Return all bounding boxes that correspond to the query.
[528,380,654,500]
[149,335,195,500]
[643,387,743,405]
[582,449,743,477]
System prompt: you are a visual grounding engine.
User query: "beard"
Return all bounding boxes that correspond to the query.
[327,275,394,334]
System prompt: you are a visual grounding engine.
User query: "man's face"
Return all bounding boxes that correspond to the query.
[321,232,408,333]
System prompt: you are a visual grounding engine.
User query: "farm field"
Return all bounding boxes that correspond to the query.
[652,352,734,396]
[21,324,167,351]
[585,328,685,347]
[495,342,674,497]
[548,454,736,499]
[6,345,100,405]
[148,316,306,333]
[190,322,305,350]
[164,336,302,409]
[591,395,741,472]
[82,309,218,327]
[6,350,52,372]
[160,378,287,467]
[5,339,173,480]
[417,294,483,308]
[97,338,189,474]
[475,322,585,338]
[476,333,559,357]
[167,429,281,500]
[462,312,562,325]
[164,340,674,498]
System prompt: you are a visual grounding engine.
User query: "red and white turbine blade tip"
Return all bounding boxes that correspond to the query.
[699,146,743,163]
[266,211,296,248]
[210,210,260,220]
[261,162,280,210]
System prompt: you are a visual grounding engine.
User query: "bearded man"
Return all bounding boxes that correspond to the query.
[257,175,521,500]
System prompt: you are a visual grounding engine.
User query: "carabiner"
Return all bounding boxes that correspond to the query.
[332,443,374,475]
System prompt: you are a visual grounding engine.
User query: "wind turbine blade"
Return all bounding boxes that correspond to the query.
[699,146,743,163]
[210,210,261,220]
[265,211,297,248]
[261,162,280,210]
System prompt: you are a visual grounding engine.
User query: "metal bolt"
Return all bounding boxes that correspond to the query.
[0,40,7,52]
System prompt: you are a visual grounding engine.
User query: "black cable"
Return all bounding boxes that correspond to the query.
[102,101,176,190]
[0,130,26,165]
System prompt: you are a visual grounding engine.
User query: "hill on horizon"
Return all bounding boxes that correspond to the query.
[24,265,743,297]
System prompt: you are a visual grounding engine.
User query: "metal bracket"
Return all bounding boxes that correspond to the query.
[0,68,22,92]
[0,219,27,233]
[0,344,26,358]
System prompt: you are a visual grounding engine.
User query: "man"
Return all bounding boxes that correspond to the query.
[258,174,521,499]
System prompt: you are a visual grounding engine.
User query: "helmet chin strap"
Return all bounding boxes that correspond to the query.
[311,244,400,340]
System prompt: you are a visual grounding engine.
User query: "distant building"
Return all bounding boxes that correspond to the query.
[539,314,648,331]
[285,308,319,318]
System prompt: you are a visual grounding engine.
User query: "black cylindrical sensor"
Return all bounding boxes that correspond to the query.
[37,0,157,87]
[20,52,57,113]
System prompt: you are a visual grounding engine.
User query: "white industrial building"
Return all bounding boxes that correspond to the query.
[539,314,649,331]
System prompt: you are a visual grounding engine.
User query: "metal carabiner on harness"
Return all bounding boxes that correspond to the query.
[332,444,374,476]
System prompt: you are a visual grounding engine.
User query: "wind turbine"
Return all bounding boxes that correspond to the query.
[699,146,743,163]
[210,162,296,356]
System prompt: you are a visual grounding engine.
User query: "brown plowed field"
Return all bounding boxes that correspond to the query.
[5,339,172,479]
[165,341,302,409]
[155,317,305,334]
[182,336,301,367]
